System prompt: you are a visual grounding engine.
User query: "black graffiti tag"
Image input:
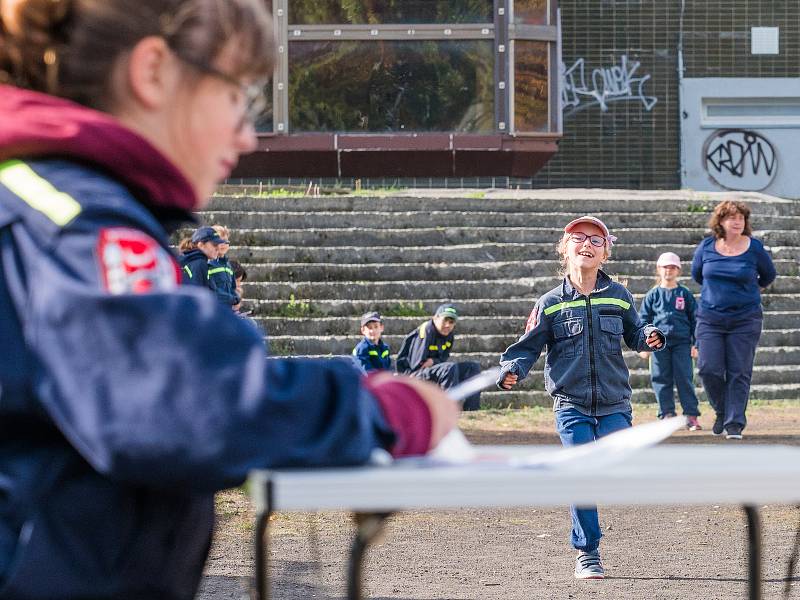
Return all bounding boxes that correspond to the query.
[704,130,777,191]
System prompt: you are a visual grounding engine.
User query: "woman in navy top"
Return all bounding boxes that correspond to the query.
[691,200,776,439]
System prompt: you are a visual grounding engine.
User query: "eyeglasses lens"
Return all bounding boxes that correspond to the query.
[570,233,605,247]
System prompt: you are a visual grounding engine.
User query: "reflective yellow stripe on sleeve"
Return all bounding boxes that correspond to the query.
[590,297,631,310]
[0,160,82,226]
[368,350,379,356]
[183,265,192,278]
[381,350,389,358]
[428,345,439,351]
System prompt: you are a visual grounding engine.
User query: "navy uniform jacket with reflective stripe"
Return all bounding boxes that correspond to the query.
[207,255,240,305]
[352,337,392,371]
[0,159,393,600]
[499,271,663,416]
[395,320,455,374]
[178,248,209,286]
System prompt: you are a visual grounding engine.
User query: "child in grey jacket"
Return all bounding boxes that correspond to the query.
[497,215,664,580]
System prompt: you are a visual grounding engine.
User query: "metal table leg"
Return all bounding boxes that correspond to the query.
[744,505,762,600]
[347,512,394,600]
[252,481,273,600]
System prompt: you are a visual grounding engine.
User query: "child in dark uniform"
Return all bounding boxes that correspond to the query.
[352,312,392,372]
[639,252,701,430]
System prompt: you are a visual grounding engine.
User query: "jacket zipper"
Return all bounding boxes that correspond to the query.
[585,296,599,415]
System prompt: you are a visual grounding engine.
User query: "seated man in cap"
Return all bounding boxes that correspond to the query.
[352,312,392,372]
[396,304,482,410]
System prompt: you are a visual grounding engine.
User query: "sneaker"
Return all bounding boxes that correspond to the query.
[725,425,743,440]
[712,414,724,436]
[686,416,702,431]
[574,550,605,580]
[658,412,677,420]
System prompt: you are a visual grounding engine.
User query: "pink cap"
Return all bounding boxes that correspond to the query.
[564,215,610,237]
[564,215,617,247]
[656,252,681,268]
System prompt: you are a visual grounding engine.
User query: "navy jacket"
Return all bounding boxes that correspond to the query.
[395,320,455,374]
[691,236,776,317]
[178,248,210,286]
[207,255,240,306]
[499,271,664,416]
[0,158,395,599]
[353,337,392,372]
[639,285,697,346]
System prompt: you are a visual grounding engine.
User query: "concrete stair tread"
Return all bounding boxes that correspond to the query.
[246,294,800,316]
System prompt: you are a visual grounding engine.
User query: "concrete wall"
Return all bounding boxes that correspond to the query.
[681,78,800,199]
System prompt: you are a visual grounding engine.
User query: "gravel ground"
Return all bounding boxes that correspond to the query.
[197,403,800,600]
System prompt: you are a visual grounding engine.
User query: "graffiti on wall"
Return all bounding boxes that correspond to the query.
[561,55,658,115]
[703,129,778,191]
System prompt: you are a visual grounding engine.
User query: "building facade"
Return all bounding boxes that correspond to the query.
[533,0,799,197]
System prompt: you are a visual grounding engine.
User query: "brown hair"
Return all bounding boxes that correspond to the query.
[708,200,752,239]
[555,232,611,277]
[0,0,274,110]
[212,224,229,240]
[178,236,195,253]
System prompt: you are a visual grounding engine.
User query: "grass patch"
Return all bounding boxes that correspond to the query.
[272,294,316,318]
[381,300,429,317]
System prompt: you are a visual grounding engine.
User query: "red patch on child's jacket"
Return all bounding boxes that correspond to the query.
[675,296,685,310]
[97,228,181,294]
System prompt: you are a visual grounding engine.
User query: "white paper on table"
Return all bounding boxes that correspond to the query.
[423,416,687,470]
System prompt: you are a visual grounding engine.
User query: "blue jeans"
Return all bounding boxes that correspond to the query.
[651,343,700,418]
[695,309,762,431]
[554,407,633,552]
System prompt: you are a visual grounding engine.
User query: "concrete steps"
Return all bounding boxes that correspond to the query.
[241,276,800,301]
[242,259,799,282]
[200,210,800,230]
[262,329,800,356]
[201,188,800,407]
[255,313,800,336]
[230,244,800,264]
[245,294,800,316]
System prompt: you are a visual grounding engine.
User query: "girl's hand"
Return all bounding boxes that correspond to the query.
[638,351,650,360]
[691,346,698,359]
[646,331,664,349]
[420,358,434,370]
[500,372,518,390]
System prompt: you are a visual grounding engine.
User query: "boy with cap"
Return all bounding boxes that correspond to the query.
[396,304,482,410]
[352,312,392,372]
[639,252,701,429]
[179,226,225,287]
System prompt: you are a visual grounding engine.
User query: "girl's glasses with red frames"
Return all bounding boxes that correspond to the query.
[569,232,606,247]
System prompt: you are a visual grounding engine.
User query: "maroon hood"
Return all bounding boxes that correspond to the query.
[0,85,197,213]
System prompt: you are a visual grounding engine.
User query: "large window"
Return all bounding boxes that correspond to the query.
[263,0,560,136]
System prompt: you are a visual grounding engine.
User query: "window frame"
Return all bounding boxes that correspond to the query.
[267,0,561,137]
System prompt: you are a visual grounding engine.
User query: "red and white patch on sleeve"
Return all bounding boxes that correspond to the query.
[97,227,181,295]
[525,306,540,333]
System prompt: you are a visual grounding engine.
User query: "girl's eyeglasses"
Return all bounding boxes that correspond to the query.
[169,49,267,132]
[569,232,606,247]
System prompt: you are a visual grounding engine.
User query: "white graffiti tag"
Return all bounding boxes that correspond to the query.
[561,55,658,114]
